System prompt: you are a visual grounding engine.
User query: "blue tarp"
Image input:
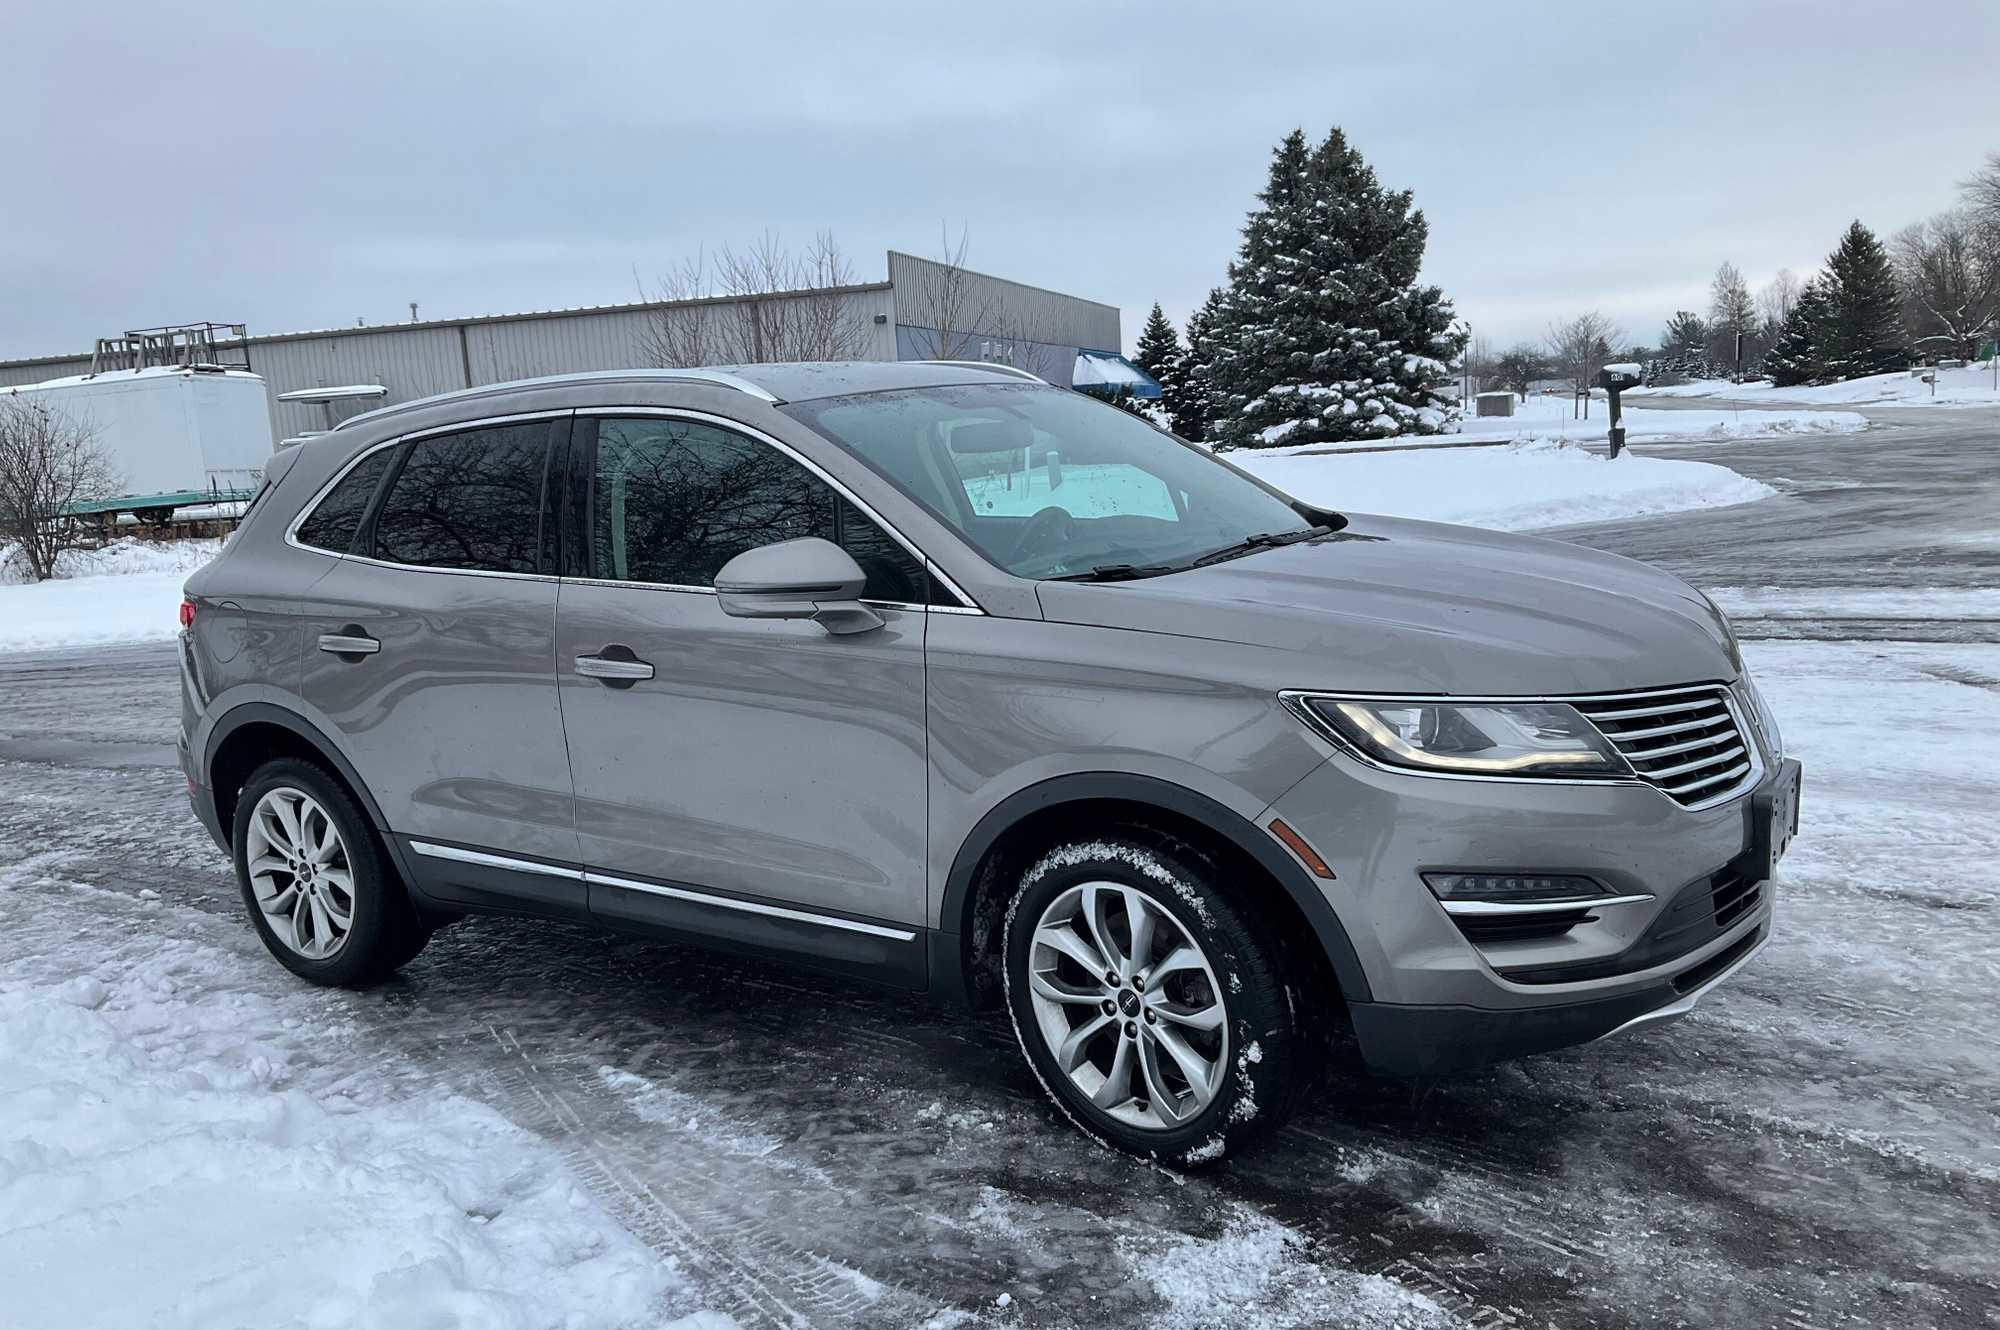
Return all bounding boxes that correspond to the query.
[1071,349,1162,399]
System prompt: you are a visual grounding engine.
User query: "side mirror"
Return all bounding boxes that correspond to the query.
[714,537,884,636]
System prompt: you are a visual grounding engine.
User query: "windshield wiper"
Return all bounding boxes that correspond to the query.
[1046,563,1178,583]
[1185,526,1331,569]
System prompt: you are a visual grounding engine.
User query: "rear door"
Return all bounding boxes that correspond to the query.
[297,414,581,912]
[553,410,930,979]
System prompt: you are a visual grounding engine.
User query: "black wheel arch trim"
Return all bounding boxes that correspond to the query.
[199,703,425,893]
[936,771,1373,1005]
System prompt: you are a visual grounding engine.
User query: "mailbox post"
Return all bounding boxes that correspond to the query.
[1597,363,1643,459]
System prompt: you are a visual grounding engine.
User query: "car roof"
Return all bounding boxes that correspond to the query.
[330,361,1048,434]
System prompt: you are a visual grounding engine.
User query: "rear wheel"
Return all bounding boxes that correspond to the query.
[1002,831,1315,1167]
[231,757,428,986]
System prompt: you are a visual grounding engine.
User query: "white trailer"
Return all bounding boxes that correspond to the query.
[5,366,275,520]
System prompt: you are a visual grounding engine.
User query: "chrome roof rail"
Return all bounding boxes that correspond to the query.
[332,368,781,432]
[911,359,1048,384]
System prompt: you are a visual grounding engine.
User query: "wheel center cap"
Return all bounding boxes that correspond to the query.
[1118,990,1141,1017]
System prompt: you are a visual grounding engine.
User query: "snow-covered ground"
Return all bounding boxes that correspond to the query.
[0,538,221,655]
[1709,585,2000,622]
[1446,392,1867,444]
[0,929,687,1330]
[1630,360,2000,408]
[1234,437,1775,531]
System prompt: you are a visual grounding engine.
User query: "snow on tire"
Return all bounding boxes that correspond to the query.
[1002,830,1314,1167]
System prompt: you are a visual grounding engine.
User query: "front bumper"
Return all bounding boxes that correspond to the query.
[1349,921,1770,1076]
[1266,741,1792,1076]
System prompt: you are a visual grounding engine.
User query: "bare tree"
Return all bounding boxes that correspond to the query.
[1493,343,1551,400]
[1757,269,1802,328]
[0,395,121,583]
[1544,312,1624,392]
[901,224,1005,363]
[639,231,870,367]
[1893,210,2000,360]
[1963,151,2000,234]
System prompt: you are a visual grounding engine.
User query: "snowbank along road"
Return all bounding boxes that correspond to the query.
[2,400,1997,1329]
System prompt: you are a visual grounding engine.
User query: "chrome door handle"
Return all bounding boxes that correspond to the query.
[575,653,654,682]
[318,632,380,656]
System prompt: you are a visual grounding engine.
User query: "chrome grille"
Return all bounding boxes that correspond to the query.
[1573,685,1754,806]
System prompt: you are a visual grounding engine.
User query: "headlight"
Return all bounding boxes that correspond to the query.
[1288,696,1630,777]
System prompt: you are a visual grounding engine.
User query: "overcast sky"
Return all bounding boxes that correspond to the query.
[4,2,1996,362]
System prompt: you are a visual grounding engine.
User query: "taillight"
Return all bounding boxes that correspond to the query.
[179,598,197,630]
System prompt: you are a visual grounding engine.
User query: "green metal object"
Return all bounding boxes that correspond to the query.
[62,489,256,517]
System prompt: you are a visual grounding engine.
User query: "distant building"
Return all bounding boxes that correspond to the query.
[0,251,1135,441]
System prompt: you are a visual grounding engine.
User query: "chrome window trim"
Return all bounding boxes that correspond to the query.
[573,405,985,614]
[1278,683,1765,812]
[559,574,926,613]
[283,408,574,567]
[407,841,918,941]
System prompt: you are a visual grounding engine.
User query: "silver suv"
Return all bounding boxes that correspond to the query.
[180,362,1799,1165]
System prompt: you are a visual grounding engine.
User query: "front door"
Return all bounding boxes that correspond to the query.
[554,412,931,976]
[298,415,580,911]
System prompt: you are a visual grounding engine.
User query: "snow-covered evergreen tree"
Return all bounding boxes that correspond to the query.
[1132,303,1182,428]
[1202,128,1463,449]
[1765,274,1831,387]
[1170,288,1226,442]
[1820,221,1907,379]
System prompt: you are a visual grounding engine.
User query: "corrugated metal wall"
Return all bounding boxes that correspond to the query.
[887,251,1121,353]
[1,261,1114,440]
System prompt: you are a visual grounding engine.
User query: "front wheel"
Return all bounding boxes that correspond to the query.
[1003,832,1315,1167]
[231,757,428,986]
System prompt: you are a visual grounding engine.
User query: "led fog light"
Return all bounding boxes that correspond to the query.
[1422,872,1609,904]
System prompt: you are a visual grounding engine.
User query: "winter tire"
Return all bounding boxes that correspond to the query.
[231,757,429,986]
[1003,830,1314,1167]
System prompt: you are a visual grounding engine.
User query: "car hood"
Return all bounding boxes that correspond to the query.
[1033,513,1739,696]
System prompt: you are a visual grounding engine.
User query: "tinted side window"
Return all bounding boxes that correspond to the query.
[588,417,926,601]
[295,449,394,552]
[371,423,550,573]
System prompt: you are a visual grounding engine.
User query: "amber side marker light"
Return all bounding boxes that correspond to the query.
[1268,818,1335,879]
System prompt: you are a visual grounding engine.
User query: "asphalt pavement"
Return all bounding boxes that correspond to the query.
[1554,401,2000,640]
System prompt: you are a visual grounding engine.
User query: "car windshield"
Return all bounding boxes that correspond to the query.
[783,383,1321,579]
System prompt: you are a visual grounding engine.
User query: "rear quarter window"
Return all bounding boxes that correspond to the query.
[294,449,395,553]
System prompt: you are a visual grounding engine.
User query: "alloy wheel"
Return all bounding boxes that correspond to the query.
[245,786,355,959]
[1026,881,1228,1130]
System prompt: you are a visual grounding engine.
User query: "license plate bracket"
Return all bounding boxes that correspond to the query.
[1749,758,1802,882]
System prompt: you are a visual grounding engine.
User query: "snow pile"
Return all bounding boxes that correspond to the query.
[0,537,219,655]
[0,926,676,1330]
[1233,437,1776,531]
[1134,1211,1452,1329]
[1632,361,2000,408]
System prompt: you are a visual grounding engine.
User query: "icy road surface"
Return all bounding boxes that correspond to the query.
[2,636,1997,1330]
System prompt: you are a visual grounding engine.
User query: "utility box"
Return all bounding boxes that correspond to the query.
[1475,391,1516,417]
[6,366,275,519]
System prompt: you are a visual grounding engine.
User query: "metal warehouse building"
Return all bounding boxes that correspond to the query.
[0,251,1135,440]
